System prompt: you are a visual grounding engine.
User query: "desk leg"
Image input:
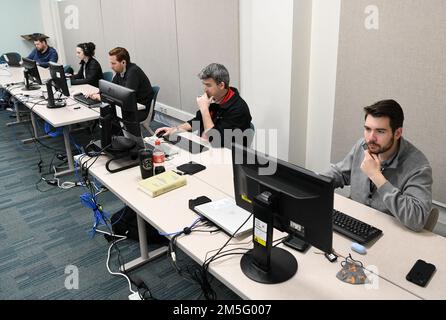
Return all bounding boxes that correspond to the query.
[120,214,168,272]
[53,126,75,177]
[6,99,30,126]
[21,112,50,144]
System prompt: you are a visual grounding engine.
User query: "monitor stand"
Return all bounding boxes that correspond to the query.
[22,70,40,91]
[240,191,298,284]
[22,84,40,91]
[46,81,66,108]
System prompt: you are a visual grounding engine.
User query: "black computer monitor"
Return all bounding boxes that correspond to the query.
[98,79,143,154]
[22,57,42,91]
[232,143,334,284]
[46,62,70,108]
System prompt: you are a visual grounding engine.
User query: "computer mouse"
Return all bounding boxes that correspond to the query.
[351,242,367,255]
[156,129,168,138]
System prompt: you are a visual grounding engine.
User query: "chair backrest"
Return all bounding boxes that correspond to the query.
[424,207,439,232]
[140,85,160,136]
[1,52,22,66]
[247,122,255,147]
[150,86,160,120]
[64,65,74,75]
[102,71,113,82]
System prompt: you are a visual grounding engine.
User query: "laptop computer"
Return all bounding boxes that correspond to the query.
[194,198,253,237]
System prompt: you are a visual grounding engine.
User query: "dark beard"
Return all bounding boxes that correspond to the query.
[367,138,395,155]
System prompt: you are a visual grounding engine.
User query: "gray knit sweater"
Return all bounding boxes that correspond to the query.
[323,137,433,231]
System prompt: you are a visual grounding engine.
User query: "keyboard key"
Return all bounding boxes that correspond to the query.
[332,209,382,244]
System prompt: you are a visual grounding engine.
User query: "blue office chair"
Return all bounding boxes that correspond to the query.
[141,85,160,135]
[64,65,74,75]
[102,71,113,82]
[0,52,22,66]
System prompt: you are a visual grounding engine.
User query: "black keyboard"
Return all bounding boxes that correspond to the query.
[73,93,100,106]
[332,209,382,244]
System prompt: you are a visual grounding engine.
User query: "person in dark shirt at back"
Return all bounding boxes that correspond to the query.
[70,42,103,87]
[155,63,252,148]
[87,47,154,122]
[27,34,58,68]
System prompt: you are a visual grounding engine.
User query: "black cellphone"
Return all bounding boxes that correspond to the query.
[406,259,436,287]
[283,235,310,252]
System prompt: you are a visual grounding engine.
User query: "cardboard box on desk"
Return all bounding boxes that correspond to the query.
[138,170,187,197]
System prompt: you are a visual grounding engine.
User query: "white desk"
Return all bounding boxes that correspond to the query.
[80,153,419,300]
[333,196,446,300]
[2,66,101,176]
[1,66,50,126]
[153,139,446,299]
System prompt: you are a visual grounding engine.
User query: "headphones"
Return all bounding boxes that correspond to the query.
[81,43,93,57]
[44,122,63,138]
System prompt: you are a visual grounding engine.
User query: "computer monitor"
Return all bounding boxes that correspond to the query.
[22,57,42,91]
[231,143,334,284]
[47,62,70,108]
[98,79,143,154]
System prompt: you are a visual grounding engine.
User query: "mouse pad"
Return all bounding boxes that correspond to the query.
[176,161,206,175]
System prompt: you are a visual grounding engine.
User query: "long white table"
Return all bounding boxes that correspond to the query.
[79,146,423,300]
[164,138,446,299]
[1,65,101,176]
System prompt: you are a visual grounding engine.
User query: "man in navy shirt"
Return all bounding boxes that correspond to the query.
[27,35,58,68]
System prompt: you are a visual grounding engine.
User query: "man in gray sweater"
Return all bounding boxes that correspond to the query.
[324,100,433,231]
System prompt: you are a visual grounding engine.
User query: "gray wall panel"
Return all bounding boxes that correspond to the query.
[132,0,181,109]
[100,0,136,63]
[175,0,240,115]
[58,0,108,74]
[57,0,240,119]
[333,0,446,203]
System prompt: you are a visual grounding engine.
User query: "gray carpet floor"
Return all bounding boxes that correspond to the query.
[0,107,240,300]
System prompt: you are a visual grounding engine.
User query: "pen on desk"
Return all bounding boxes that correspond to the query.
[172,170,184,176]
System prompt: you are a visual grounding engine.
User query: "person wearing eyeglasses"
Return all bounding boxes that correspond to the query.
[323,100,433,231]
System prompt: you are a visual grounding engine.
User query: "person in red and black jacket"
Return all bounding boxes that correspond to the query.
[156,63,252,148]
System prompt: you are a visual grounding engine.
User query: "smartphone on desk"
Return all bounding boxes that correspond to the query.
[406,259,436,287]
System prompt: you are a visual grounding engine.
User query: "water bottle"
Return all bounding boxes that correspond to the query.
[139,148,153,179]
[152,139,166,175]
[66,75,72,88]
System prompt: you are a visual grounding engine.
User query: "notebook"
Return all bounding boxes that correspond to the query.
[138,170,186,197]
[194,198,253,237]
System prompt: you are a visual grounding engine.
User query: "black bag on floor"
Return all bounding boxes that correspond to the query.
[105,206,168,244]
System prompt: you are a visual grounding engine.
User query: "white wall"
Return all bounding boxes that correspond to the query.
[239,0,294,161]
[1,0,43,57]
[40,0,66,64]
[305,0,341,173]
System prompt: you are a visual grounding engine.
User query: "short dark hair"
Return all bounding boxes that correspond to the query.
[109,47,130,64]
[77,42,96,57]
[198,63,230,89]
[33,34,47,44]
[364,99,404,133]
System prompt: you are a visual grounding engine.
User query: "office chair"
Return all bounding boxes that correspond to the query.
[140,85,160,136]
[0,52,21,66]
[247,122,255,147]
[424,207,439,232]
[102,71,113,82]
[64,65,74,75]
